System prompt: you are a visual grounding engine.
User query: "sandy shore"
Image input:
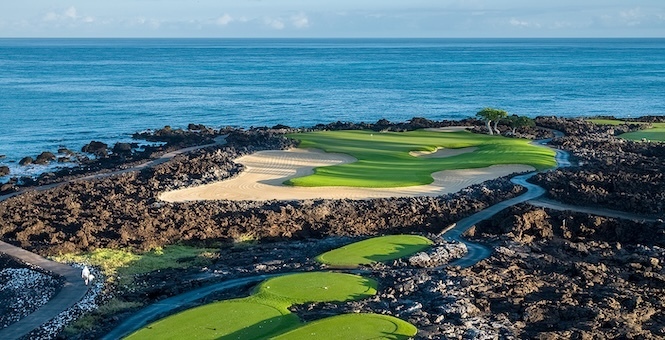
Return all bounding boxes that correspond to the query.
[160,148,534,202]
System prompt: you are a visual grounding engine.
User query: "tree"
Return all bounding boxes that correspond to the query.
[476,107,508,135]
[506,115,535,135]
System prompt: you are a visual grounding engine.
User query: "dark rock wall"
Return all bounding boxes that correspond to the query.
[532,117,665,215]
[455,205,665,339]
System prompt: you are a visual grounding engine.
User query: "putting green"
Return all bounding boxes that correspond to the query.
[125,272,378,340]
[285,129,555,188]
[587,118,633,126]
[255,272,378,304]
[587,119,665,142]
[588,118,665,128]
[125,300,298,340]
[317,235,433,267]
[619,128,665,142]
[273,313,418,340]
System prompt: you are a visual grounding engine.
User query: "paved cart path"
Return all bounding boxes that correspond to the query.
[0,241,88,340]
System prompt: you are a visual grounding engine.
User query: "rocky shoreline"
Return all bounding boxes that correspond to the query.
[0,125,228,194]
[1,116,664,339]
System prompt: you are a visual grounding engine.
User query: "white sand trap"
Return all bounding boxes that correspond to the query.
[409,147,477,158]
[424,126,473,132]
[159,148,535,202]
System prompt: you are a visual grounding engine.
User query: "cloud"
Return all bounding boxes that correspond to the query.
[291,12,309,29]
[264,17,285,30]
[509,18,541,28]
[216,14,234,26]
[619,7,643,26]
[42,6,94,24]
[131,17,161,29]
[64,6,77,19]
[551,21,574,29]
[261,12,310,31]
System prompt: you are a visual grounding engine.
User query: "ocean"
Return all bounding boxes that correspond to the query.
[1,38,664,178]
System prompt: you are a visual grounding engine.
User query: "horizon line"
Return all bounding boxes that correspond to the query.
[1,36,664,40]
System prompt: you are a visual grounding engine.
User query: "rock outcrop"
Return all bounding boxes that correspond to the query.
[81,141,109,157]
[34,152,56,165]
[19,157,33,166]
[112,142,133,155]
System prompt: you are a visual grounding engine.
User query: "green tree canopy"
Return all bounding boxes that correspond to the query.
[506,114,535,135]
[476,107,508,135]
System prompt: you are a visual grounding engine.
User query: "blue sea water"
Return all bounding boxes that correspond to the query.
[1,38,664,178]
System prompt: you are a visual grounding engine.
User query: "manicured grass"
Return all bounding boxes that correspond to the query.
[587,118,665,128]
[587,119,665,141]
[126,272,378,340]
[316,235,433,268]
[587,118,633,126]
[273,313,418,340]
[254,272,378,304]
[126,300,299,340]
[285,130,555,188]
[620,128,665,142]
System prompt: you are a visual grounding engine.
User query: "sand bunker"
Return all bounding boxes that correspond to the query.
[409,147,477,158]
[424,126,473,132]
[159,148,534,202]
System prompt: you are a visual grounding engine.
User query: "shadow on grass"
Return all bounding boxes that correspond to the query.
[218,313,300,340]
[363,242,429,263]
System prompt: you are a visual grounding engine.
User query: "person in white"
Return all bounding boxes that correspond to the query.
[81,265,94,285]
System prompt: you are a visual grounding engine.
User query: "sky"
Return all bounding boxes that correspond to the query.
[1,1,664,38]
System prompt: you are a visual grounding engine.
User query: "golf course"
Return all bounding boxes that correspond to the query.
[316,234,433,268]
[588,118,665,141]
[272,313,417,339]
[285,129,555,187]
[160,128,555,201]
[126,234,429,339]
[126,272,380,339]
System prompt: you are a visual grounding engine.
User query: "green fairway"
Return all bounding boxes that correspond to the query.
[588,118,665,128]
[125,300,299,340]
[587,119,665,141]
[587,118,634,126]
[255,272,377,303]
[273,313,418,340]
[285,130,555,188]
[316,235,433,267]
[125,272,378,340]
[620,128,665,142]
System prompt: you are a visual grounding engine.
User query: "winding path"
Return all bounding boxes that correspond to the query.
[445,137,571,267]
[0,241,88,340]
[0,136,227,340]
